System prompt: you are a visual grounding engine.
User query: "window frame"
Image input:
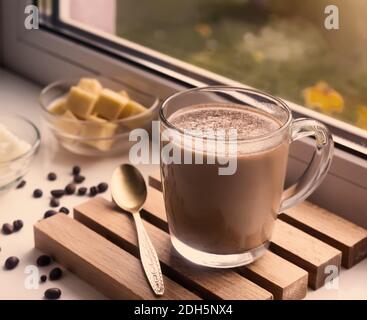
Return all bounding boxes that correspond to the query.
[1,0,367,227]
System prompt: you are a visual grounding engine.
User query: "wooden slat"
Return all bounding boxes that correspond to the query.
[74,197,273,300]
[148,173,342,290]
[34,214,200,300]
[270,220,341,289]
[143,185,309,299]
[236,251,308,300]
[280,202,367,268]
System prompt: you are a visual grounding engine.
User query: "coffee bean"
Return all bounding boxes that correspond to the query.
[49,267,63,281]
[2,223,14,235]
[44,288,61,300]
[50,189,65,198]
[16,180,26,189]
[59,207,69,215]
[40,275,47,283]
[33,189,43,198]
[97,182,108,193]
[49,198,60,208]
[73,175,85,184]
[13,220,24,232]
[4,256,19,270]
[89,186,98,197]
[64,183,76,195]
[77,187,87,196]
[72,166,81,176]
[47,172,57,181]
[37,255,52,267]
[44,210,57,219]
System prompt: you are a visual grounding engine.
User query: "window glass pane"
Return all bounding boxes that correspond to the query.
[60,0,367,132]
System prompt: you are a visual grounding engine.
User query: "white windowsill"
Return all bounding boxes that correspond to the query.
[0,68,366,300]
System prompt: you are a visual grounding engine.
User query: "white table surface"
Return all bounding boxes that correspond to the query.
[0,68,366,300]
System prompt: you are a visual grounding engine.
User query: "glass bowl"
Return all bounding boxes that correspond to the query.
[0,115,40,192]
[39,77,160,156]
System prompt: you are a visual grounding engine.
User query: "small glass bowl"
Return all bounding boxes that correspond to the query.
[0,115,40,192]
[39,77,160,156]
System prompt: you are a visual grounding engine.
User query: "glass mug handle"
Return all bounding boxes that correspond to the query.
[280,118,334,212]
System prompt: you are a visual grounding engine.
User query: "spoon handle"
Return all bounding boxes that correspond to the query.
[133,212,165,296]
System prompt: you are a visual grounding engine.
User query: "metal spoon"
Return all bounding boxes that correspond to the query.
[111,164,164,296]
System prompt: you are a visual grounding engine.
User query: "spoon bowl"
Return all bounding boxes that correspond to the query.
[111,164,147,213]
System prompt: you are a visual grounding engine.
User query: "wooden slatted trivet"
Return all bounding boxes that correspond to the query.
[32,171,367,300]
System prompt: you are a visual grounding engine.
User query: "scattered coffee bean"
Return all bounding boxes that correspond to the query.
[74,175,85,184]
[37,255,52,267]
[59,207,69,215]
[49,267,63,281]
[33,189,43,198]
[40,275,47,283]
[44,210,57,219]
[97,182,108,193]
[49,198,60,208]
[47,172,57,181]
[13,220,24,232]
[4,256,19,270]
[77,187,87,196]
[64,183,76,195]
[2,223,14,235]
[50,189,65,198]
[16,180,26,189]
[44,288,62,300]
[72,165,81,176]
[89,186,98,197]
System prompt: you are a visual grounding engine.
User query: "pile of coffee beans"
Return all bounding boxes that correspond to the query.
[26,165,109,219]
[5,165,111,300]
[33,255,64,299]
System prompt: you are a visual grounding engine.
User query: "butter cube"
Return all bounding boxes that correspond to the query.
[119,90,130,99]
[49,98,67,115]
[119,100,147,119]
[65,86,97,119]
[77,78,103,94]
[56,110,82,136]
[94,89,129,121]
[82,115,118,151]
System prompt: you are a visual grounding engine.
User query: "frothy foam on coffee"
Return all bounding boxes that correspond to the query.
[169,104,281,139]
[167,104,284,155]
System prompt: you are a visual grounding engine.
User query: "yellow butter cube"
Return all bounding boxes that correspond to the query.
[65,86,97,119]
[49,97,67,115]
[82,115,118,151]
[94,88,129,121]
[119,90,130,99]
[119,100,147,119]
[56,110,82,136]
[77,78,103,94]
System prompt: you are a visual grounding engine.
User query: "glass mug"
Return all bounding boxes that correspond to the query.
[159,87,333,268]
